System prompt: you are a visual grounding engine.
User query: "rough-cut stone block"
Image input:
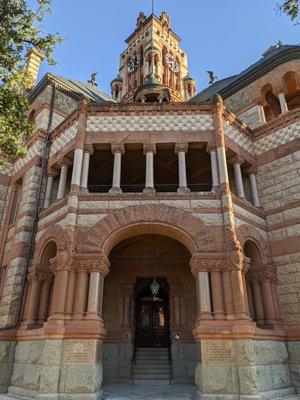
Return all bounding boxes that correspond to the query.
[39,365,60,394]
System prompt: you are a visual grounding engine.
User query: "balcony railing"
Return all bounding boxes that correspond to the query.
[88,183,212,194]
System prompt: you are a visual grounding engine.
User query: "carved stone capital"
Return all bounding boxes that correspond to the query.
[175,143,188,154]
[246,165,258,175]
[83,144,94,155]
[248,264,277,284]
[27,267,53,284]
[49,247,74,273]
[229,155,244,166]
[190,252,229,275]
[74,253,110,276]
[58,156,72,169]
[206,142,217,154]
[111,143,125,155]
[47,167,59,178]
[143,143,156,155]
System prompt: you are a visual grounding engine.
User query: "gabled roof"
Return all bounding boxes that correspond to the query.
[28,72,116,104]
[191,44,300,103]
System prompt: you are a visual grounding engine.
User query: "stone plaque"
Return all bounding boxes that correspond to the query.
[62,340,102,365]
[201,340,236,365]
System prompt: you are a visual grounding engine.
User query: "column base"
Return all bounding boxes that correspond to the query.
[177,186,191,194]
[143,187,156,195]
[211,186,220,193]
[109,187,122,194]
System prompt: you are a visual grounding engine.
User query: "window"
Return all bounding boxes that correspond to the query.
[10,181,22,224]
[0,266,7,304]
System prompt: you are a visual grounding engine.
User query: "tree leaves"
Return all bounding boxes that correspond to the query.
[0,0,63,164]
[277,0,299,22]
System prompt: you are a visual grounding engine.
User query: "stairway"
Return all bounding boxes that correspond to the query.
[132,347,171,385]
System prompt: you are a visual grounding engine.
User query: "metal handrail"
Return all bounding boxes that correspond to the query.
[168,335,173,385]
[130,331,139,384]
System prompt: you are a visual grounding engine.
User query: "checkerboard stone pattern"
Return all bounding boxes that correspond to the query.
[50,121,78,157]
[0,163,13,176]
[254,121,300,155]
[223,121,254,154]
[14,141,43,173]
[86,114,214,132]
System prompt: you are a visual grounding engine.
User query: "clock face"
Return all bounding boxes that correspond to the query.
[127,54,140,74]
[165,53,179,73]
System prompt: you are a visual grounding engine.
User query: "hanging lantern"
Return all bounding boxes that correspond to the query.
[150,278,160,301]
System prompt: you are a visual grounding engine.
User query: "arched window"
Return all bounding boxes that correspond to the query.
[283,71,300,111]
[244,239,280,329]
[261,84,281,122]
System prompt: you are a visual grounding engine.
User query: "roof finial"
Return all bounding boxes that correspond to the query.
[152,0,154,14]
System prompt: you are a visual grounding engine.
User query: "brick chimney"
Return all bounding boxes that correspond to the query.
[26,49,44,89]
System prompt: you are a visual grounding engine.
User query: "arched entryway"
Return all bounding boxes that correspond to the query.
[135,277,169,348]
[102,234,198,384]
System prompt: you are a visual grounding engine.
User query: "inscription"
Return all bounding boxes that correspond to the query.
[201,340,236,365]
[62,340,102,365]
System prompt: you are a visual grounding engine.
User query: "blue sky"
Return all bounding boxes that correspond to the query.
[36,0,299,94]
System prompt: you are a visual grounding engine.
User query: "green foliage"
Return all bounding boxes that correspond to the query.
[0,0,63,164]
[277,0,299,22]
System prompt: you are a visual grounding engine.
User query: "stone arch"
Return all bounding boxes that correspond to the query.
[237,224,270,262]
[80,204,217,256]
[34,224,74,265]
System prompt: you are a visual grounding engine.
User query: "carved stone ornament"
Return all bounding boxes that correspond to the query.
[143,143,156,155]
[211,93,224,110]
[248,264,277,284]
[224,227,244,271]
[246,165,258,175]
[27,267,53,284]
[175,143,188,154]
[83,144,94,155]
[206,142,217,154]
[111,143,125,155]
[74,253,110,276]
[47,167,59,178]
[229,155,244,166]
[49,249,73,273]
[77,97,90,115]
[190,253,229,275]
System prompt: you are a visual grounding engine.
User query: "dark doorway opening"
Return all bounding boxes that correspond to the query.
[135,278,170,348]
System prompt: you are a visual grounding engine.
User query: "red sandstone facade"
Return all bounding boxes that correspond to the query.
[0,11,299,400]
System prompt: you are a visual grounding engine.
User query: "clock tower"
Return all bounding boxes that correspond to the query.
[110,11,196,103]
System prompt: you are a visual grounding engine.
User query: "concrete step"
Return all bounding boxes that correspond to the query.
[133,379,171,385]
[134,364,170,370]
[134,373,170,379]
[134,368,170,374]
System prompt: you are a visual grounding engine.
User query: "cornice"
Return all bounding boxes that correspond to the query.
[87,102,212,115]
[78,192,221,201]
[253,108,300,139]
[221,47,300,99]
[222,109,252,138]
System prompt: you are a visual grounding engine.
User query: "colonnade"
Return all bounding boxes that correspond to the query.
[246,263,281,326]
[22,255,109,326]
[43,141,260,206]
[22,249,281,330]
[191,254,281,325]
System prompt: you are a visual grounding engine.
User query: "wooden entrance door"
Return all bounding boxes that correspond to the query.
[137,300,169,348]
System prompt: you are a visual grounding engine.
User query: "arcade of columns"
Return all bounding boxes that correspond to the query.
[20,95,281,336]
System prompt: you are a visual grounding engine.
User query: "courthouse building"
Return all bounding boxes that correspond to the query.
[0,10,300,400]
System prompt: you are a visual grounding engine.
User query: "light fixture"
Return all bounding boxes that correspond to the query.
[150,278,160,301]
